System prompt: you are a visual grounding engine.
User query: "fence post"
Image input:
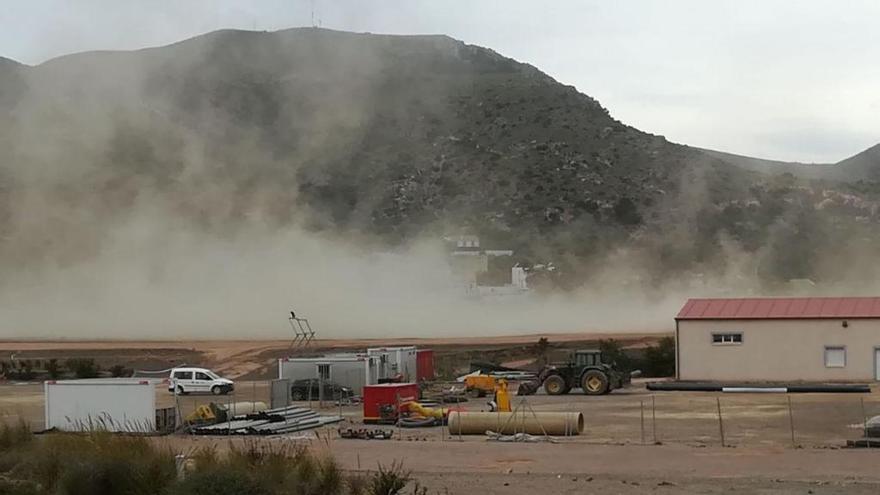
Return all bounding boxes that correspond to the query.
[651,394,657,443]
[640,400,646,445]
[787,395,796,448]
[716,397,725,447]
[395,392,401,441]
[860,397,868,439]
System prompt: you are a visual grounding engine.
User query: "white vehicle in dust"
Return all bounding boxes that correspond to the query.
[168,367,234,395]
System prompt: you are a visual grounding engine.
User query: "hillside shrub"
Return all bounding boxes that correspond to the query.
[65,358,99,379]
[643,336,676,377]
[46,359,61,379]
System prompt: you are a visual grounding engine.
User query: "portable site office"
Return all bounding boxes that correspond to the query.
[44,379,159,432]
[366,346,418,382]
[278,355,377,395]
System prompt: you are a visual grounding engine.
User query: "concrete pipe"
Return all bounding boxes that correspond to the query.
[446,411,584,436]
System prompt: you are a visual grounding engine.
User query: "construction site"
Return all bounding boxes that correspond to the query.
[2,308,880,494]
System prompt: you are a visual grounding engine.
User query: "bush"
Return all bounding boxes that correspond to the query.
[10,360,35,381]
[109,364,131,378]
[0,431,416,495]
[643,337,675,377]
[65,358,99,379]
[598,339,634,371]
[168,467,271,495]
[0,420,32,450]
[367,461,411,495]
[46,358,62,379]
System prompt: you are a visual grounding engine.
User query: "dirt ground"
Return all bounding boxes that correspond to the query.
[2,338,879,494]
[0,333,660,379]
[4,381,880,494]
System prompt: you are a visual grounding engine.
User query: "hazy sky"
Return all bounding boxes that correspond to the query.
[2,0,877,163]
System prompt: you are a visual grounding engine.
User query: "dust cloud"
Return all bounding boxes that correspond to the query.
[0,28,860,340]
[0,206,677,340]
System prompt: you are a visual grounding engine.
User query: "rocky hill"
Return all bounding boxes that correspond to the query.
[1,28,879,290]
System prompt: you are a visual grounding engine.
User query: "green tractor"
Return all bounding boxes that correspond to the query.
[518,349,633,396]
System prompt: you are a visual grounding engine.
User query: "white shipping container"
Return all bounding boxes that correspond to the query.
[44,380,157,432]
[367,346,418,382]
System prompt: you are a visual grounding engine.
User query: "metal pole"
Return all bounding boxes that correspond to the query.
[253,381,257,413]
[640,400,646,445]
[396,392,401,441]
[173,379,182,431]
[227,388,232,436]
[716,397,725,447]
[651,394,657,443]
[861,397,868,439]
[787,395,796,448]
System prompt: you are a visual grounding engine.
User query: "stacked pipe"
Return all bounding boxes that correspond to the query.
[191,405,342,435]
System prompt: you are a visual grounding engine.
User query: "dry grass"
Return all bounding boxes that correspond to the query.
[0,428,421,495]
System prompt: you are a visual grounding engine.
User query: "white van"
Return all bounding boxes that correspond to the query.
[168,367,234,395]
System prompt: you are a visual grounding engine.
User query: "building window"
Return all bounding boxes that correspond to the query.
[824,347,846,368]
[712,333,743,345]
[317,364,331,380]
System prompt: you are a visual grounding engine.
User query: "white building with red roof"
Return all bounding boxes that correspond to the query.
[675,297,880,382]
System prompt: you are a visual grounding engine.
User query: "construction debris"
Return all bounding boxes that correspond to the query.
[486,431,555,443]
[190,405,342,436]
[846,415,880,448]
[338,428,394,440]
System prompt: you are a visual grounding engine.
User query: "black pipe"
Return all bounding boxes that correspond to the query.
[647,382,871,393]
[785,384,871,393]
[647,382,721,392]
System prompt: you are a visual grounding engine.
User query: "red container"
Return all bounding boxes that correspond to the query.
[362,383,420,424]
[416,349,435,381]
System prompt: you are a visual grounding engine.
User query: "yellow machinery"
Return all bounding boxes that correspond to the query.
[493,379,511,412]
[404,401,449,420]
[185,404,217,425]
[464,374,497,398]
[463,375,511,412]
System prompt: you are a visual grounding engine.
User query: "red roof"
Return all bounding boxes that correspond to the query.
[676,297,880,320]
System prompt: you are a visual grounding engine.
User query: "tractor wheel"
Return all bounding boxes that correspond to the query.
[543,374,567,396]
[581,370,609,396]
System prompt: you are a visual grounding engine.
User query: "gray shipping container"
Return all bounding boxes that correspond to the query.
[278,355,377,395]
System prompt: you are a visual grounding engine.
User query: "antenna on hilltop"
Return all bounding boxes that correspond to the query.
[311,0,316,27]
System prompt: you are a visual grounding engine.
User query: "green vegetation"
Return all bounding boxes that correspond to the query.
[0,428,420,495]
[64,358,99,379]
[599,338,675,378]
[643,337,676,377]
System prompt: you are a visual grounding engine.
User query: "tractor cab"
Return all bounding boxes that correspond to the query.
[573,349,604,367]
